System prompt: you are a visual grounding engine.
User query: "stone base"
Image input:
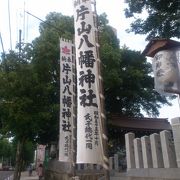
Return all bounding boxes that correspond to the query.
[45,170,104,180]
[45,170,71,180]
[111,177,179,180]
[45,160,104,180]
[127,168,180,179]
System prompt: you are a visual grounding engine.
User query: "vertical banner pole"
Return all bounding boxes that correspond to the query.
[59,38,78,179]
[72,42,78,179]
[59,38,76,163]
[73,0,109,179]
[93,1,109,179]
[73,0,104,165]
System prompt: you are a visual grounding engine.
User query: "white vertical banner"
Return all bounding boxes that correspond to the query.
[59,39,75,162]
[73,0,104,164]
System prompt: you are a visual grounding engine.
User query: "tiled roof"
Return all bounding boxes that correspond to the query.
[142,38,180,57]
[110,114,171,131]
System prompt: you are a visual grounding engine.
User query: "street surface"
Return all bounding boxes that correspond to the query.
[0,171,13,180]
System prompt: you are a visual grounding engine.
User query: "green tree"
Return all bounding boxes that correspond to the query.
[31,12,74,144]
[98,13,173,154]
[11,138,35,168]
[0,137,34,168]
[0,138,13,165]
[98,14,170,117]
[0,48,40,180]
[124,0,180,40]
[0,13,74,180]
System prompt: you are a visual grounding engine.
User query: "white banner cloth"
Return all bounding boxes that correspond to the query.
[59,39,75,162]
[73,0,103,164]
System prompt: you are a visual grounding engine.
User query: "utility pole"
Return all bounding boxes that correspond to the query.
[19,29,22,58]
[0,32,5,55]
[8,0,12,50]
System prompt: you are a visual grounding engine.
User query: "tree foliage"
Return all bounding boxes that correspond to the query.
[125,0,180,40]
[98,13,170,117]
[0,12,172,141]
[0,48,41,180]
[0,50,40,140]
[0,15,74,178]
[0,138,13,163]
[0,137,34,167]
[31,12,74,144]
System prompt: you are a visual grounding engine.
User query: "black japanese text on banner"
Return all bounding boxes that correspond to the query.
[73,0,104,164]
[59,39,75,162]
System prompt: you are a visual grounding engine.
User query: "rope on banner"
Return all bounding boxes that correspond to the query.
[93,0,110,179]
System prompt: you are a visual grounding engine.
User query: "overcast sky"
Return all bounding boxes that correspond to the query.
[0,0,146,51]
[0,0,179,120]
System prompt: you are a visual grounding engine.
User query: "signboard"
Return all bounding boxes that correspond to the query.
[59,39,75,162]
[152,49,180,94]
[73,0,104,164]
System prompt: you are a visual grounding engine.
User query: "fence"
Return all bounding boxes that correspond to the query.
[125,117,180,179]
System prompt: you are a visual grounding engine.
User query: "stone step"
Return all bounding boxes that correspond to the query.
[110,172,179,180]
[110,177,178,180]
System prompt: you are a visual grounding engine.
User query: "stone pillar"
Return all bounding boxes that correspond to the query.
[83,164,88,170]
[133,138,143,168]
[150,133,164,168]
[109,157,113,170]
[160,130,177,168]
[141,136,153,168]
[86,164,91,170]
[77,164,81,171]
[114,154,119,171]
[73,176,80,180]
[50,143,57,158]
[171,117,180,168]
[96,164,101,170]
[125,132,135,169]
[89,164,94,170]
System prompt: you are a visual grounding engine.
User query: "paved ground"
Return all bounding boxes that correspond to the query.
[0,171,14,180]
[20,171,38,180]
